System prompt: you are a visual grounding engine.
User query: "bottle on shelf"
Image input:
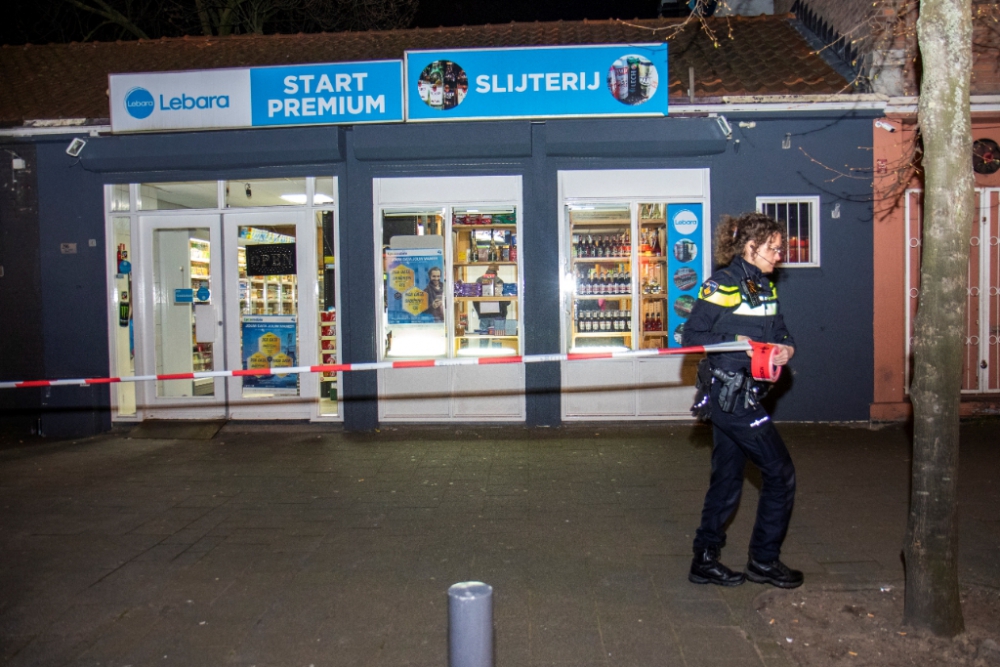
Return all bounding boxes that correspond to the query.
[652,230,663,257]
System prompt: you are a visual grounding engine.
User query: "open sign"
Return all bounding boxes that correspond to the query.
[246,243,296,276]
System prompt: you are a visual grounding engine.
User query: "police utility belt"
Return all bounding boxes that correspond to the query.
[691,358,770,419]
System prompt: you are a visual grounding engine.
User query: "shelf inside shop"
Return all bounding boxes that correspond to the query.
[574,293,632,299]
[640,218,667,226]
[452,224,517,230]
[640,293,666,300]
[573,257,632,264]
[569,218,630,227]
[454,261,517,267]
[458,335,519,340]
[642,332,667,337]
[638,256,667,262]
[455,296,519,302]
[573,332,632,338]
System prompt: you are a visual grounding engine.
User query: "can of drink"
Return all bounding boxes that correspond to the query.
[638,62,651,99]
[627,57,639,100]
[615,64,629,101]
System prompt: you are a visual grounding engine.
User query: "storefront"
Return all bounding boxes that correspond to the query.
[0,17,881,436]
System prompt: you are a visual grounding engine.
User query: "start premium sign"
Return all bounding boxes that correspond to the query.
[404,44,668,122]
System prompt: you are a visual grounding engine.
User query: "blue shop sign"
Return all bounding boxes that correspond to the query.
[250,60,404,127]
[404,44,668,122]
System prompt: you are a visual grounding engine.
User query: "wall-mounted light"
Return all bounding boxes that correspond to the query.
[716,115,732,140]
[66,138,87,157]
[875,119,897,133]
[244,183,252,199]
[782,133,792,150]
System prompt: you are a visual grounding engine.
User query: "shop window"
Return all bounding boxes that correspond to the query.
[314,177,335,205]
[756,197,820,267]
[379,206,520,361]
[110,184,130,212]
[381,208,447,359]
[225,178,307,208]
[138,181,218,210]
[566,202,697,351]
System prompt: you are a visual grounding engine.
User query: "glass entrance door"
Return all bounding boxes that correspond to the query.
[135,211,315,419]
[135,215,226,418]
[224,211,315,419]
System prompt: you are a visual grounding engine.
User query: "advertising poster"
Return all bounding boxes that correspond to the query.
[385,248,446,324]
[666,204,704,348]
[405,44,668,122]
[241,316,298,394]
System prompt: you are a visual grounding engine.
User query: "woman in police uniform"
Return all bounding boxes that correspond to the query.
[681,211,803,589]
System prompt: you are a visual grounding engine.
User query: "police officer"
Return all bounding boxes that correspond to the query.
[682,212,803,589]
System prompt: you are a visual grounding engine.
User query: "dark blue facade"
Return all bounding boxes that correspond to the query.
[0,111,876,437]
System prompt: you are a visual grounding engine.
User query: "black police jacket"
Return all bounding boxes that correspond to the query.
[681,257,795,372]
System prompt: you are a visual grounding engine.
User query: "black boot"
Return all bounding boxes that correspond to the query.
[745,557,804,589]
[689,546,745,586]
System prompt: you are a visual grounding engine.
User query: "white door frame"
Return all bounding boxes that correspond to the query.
[223,210,318,419]
[135,213,227,419]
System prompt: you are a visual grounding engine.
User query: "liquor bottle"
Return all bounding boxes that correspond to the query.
[443,62,457,109]
[652,230,662,257]
[510,234,517,261]
[572,234,580,258]
[643,312,650,331]
[654,312,662,331]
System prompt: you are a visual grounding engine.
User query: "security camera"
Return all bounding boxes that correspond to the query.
[875,120,897,133]
[66,138,87,157]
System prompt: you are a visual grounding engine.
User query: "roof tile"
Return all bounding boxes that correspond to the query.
[0,15,854,124]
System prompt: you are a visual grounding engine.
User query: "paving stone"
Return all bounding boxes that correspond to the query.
[1,422,997,666]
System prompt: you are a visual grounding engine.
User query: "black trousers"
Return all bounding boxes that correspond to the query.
[692,379,796,562]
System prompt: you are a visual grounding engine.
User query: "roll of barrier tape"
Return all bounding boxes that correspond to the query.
[749,341,782,382]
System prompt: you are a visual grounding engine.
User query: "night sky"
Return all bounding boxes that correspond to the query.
[1,0,667,46]
[412,0,663,28]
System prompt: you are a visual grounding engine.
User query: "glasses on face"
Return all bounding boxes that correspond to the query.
[765,244,784,257]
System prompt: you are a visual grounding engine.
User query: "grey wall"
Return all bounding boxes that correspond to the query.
[16,112,875,435]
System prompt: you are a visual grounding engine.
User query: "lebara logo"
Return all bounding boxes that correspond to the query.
[672,209,700,236]
[124,87,155,119]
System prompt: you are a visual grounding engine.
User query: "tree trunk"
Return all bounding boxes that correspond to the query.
[904,0,973,637]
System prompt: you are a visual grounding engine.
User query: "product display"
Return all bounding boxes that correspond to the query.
[567,202,696,351]
[451,206,520,357]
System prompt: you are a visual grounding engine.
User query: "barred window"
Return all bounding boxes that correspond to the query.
[756,196,820,267]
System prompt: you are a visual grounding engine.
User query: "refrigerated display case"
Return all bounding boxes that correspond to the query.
[566,203,673,351]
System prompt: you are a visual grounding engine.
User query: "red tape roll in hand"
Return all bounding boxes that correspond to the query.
[749,341,782,382]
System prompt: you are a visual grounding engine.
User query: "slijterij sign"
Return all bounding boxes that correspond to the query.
[108,44,667,133]
[404,44,668,121]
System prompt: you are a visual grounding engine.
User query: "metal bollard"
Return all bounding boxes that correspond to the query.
[448,581,493,667]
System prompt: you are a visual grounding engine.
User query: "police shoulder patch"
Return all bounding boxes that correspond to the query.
[700,280,720,298]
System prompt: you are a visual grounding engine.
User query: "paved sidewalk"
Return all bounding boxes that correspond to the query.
[1,420,997,667]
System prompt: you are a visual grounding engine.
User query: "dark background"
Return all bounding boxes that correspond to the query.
[413,0,662,28]
[1,0,666,47]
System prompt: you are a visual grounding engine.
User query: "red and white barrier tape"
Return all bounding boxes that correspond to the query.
[0,341,776,390]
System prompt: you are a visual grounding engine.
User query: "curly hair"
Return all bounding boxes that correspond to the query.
[713,212,785,267]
